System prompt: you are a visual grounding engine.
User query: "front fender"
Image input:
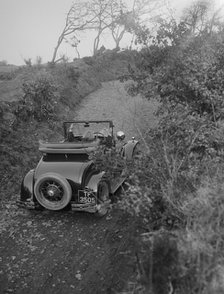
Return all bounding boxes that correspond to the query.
[122,140,139,160]
[20,169,35,202]
[85,172,105,193]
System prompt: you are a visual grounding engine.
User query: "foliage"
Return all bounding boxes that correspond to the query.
[35,56,42,67]
[82,56,95,66]
[115,107,224,292]
[0,71,16,80]
[117,4,224,292]
[129,29,224,119]
[89,144,127,180]
[176,172,224,293]
[0,100,62,202]
[23,58,32,67]
[14,72,59,122]
[0,52,131,204]
[0,106,38,198]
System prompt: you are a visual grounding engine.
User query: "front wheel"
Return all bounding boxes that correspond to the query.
[34,173,72,210]
[95,181,111,217]
[132,143,141,160]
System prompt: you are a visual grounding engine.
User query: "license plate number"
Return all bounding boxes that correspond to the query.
[78,190,96,204]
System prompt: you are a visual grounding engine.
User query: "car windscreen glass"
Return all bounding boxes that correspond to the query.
[66,122,112,138]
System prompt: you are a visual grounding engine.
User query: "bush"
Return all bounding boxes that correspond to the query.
[0,71,16,80]
[115,112,224,292]
[117,19,224,291]
[83,56,95,66]
[23,58,32,67]
[15,72,59,121]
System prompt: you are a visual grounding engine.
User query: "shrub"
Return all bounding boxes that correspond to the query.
[89,145,128,181]
[23,58,32,67]
[15,72,59,121]
[83,56,95,66]
[35,56,42,66]
[0,71,16,80]
[116,112,224,292]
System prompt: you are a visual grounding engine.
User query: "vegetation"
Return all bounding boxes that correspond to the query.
[90,1,224,293]
[124,3,224,294]
[1,0,224,292]
[0,51,133,203]
[51,0,163,63]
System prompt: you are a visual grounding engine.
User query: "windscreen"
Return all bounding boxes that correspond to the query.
[65,121,112,137]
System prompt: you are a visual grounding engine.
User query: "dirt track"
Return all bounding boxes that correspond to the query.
[75,80,158,141]
[0,81,156,294]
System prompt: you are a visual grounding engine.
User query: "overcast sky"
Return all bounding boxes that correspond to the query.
[0,0,222,65]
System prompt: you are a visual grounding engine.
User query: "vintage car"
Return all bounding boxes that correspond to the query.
[17,120,139,217]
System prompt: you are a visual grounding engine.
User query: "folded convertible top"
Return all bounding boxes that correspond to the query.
[39,139,100,153]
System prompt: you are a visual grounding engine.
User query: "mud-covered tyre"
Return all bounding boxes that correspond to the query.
[95,181,110,217]
[34,173,72,210]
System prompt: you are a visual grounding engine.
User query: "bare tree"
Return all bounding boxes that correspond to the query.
[52,0,166,61]
[103,0,163,50]
[182,0,210,33]
[68,35,81,58]
[181,0,224,35]
[86,0,120,55]
[133,0,164,25]
[51,1,97,64]
[126,0,166,49]
[108,2,138,49]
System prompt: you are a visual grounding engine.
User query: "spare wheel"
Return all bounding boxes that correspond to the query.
[34,173,72,210]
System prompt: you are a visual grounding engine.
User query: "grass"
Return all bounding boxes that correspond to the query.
[0,78,23,102]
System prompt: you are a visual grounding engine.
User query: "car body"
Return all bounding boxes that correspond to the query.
[17,120,139,216]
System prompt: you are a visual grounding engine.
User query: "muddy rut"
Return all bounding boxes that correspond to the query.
[0,80,156,294]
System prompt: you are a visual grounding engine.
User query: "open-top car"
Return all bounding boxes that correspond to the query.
[17,120,139,216]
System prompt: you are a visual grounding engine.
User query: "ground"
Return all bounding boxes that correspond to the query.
[0,201,136,294]
[0,81,157,294]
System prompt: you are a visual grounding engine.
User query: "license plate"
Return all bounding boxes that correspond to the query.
[78,190,96,204]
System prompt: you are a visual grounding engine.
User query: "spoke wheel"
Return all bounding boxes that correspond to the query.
[34,173,72,210]
[95,181,110,217]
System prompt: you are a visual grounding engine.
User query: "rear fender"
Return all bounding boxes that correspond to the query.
[122,140,139,160]
[20,169,35,202]
[85,172,107,193]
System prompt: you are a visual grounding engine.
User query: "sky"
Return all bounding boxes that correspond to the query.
[0,0,223,65]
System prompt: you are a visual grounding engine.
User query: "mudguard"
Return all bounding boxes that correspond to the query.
[85,171,106,193]
[20,169,35,202]
[122,140,139,160]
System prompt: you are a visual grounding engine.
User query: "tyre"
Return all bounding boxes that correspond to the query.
[132,143,141,159]
[34,173,72,210]
[95,181,110,217]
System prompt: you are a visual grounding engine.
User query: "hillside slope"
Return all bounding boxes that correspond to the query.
[0,80,157,294]
[0,50,136,201]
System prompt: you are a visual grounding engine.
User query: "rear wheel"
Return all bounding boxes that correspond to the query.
[34,173,72,210]
[95,181,110,217]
